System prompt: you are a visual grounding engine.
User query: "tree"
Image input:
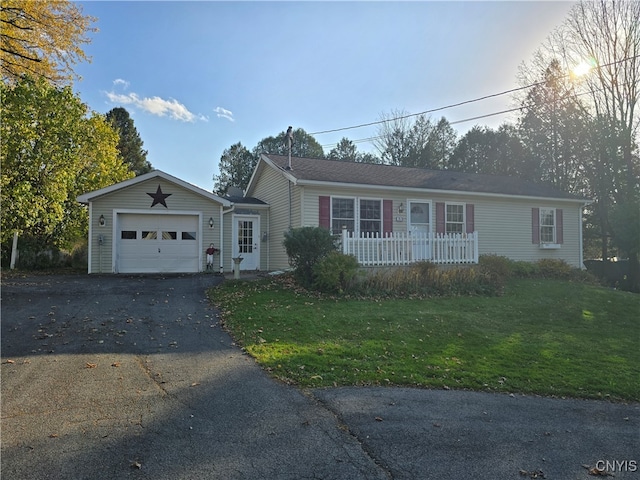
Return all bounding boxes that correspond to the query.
[213,142,256,195]
[253,127,324,158]
[105,107,152,176]
[517,59,592,193]
[519,0,639,289]
[373,111,456,168]
[328,137,382,163]
[328,137,358,162]
[0,76,133,248]
[1,0,96,85]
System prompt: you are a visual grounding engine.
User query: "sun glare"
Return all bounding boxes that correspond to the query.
[572,59,596,77]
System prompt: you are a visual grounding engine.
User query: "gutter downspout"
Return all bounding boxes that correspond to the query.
[222,205,235,273]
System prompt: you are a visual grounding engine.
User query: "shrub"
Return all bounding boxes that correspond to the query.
[312,252,360,293]
[358,263,503,298]
[510,260,540,278]
[478,254,512,281]
[283,227,337,288]
[535,258,573,279]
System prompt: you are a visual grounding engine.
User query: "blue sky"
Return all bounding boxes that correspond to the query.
[74,1,575,190]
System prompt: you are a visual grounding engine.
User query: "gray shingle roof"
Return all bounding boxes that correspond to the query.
[264,155,586,201]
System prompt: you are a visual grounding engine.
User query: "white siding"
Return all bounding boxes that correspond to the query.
[299,187,585,268]
[250,166,292,270]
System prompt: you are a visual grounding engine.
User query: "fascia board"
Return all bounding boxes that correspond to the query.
[295,179,591,204]
[77,170,231,207]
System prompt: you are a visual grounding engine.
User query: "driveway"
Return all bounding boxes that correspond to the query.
[2,274,638,479]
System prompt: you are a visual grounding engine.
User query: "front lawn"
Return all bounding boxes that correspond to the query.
[209,276,639,402]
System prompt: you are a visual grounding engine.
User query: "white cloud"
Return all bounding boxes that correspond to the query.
[112,78,130,89]
[105,90,206,122]
[214,106,235,122]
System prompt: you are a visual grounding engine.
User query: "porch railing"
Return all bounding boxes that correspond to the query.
[340,229,478,267]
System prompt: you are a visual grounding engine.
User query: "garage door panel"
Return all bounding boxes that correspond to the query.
[117,214,199,273]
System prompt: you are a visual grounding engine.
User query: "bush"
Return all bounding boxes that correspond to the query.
[535,258,573,279]
[283,227,337,288]
[359,263,503,297]
[478,254,512,282]
[312,252,360,293]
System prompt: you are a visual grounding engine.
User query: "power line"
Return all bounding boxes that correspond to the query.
[311,55,639,138]
[320,88,603,150]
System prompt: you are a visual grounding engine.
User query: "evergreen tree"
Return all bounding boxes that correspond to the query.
[105,107,151,176]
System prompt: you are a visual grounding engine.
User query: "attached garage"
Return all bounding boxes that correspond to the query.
[77,170,231,274]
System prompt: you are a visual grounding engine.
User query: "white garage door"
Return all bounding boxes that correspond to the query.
[117,214,199,273]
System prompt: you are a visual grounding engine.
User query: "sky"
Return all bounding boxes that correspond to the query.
[73,1,576,191]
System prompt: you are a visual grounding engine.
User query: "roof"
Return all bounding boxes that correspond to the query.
[259,154,589,202]
[225,195,268,206]
[77,170,232,207]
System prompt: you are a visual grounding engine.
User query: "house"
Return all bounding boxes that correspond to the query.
[77,155,590,274]
[245,154,591,270]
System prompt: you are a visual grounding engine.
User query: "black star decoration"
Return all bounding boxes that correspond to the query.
[147,185,172,208]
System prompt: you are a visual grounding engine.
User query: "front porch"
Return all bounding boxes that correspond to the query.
[341,229,479,267]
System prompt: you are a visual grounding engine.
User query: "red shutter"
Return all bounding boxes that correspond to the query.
[532,208,540,244]
[465,204,475,234]
[319,196,330,230]
[436,202,445,234]
[383,199,393,236]
[556,208,563,244]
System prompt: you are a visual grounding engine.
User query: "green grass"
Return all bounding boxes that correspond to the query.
[209,276,640,402]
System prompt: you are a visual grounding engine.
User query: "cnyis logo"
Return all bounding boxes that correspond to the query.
[595,460,638,473]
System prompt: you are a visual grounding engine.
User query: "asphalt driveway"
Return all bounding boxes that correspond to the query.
[2,274,638,479]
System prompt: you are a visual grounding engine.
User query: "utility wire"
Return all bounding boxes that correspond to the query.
[311,55,639,138]
[320,88,603,150]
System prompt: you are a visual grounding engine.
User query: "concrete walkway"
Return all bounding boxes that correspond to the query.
[2,274,638,479]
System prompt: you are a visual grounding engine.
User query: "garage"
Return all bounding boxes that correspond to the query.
[77,170,231,274]
[117,213,200,273]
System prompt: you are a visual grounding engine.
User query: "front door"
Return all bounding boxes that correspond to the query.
[408,201,431,261]
[232,215,260,270]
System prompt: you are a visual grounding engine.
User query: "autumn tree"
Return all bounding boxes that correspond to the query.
[213,142,256,195]
[105,107,152,176]
[0,76,133,248]
[0,0,96,85]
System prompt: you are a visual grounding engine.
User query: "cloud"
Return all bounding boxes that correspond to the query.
[105,90,207,122]
[214,106,235,122]
[112,78,130,89]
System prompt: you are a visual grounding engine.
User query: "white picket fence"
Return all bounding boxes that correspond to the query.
[341,229,478,266]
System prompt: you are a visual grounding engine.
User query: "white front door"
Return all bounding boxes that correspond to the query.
[232,215,260,270]
[408,201,431,261]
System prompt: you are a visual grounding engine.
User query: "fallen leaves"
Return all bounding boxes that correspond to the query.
[583,465,615,477]
[519,469,546,478]
[85,363,97,369]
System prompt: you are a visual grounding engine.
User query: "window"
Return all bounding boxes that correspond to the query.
[182,232,197,240]
[142,231,157,240]
[540,208,556,243]
[121,231,137,240]
[162,231,177,240]
[445,204,464,234]
[331,198,355,234]
[359,199,381,235]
